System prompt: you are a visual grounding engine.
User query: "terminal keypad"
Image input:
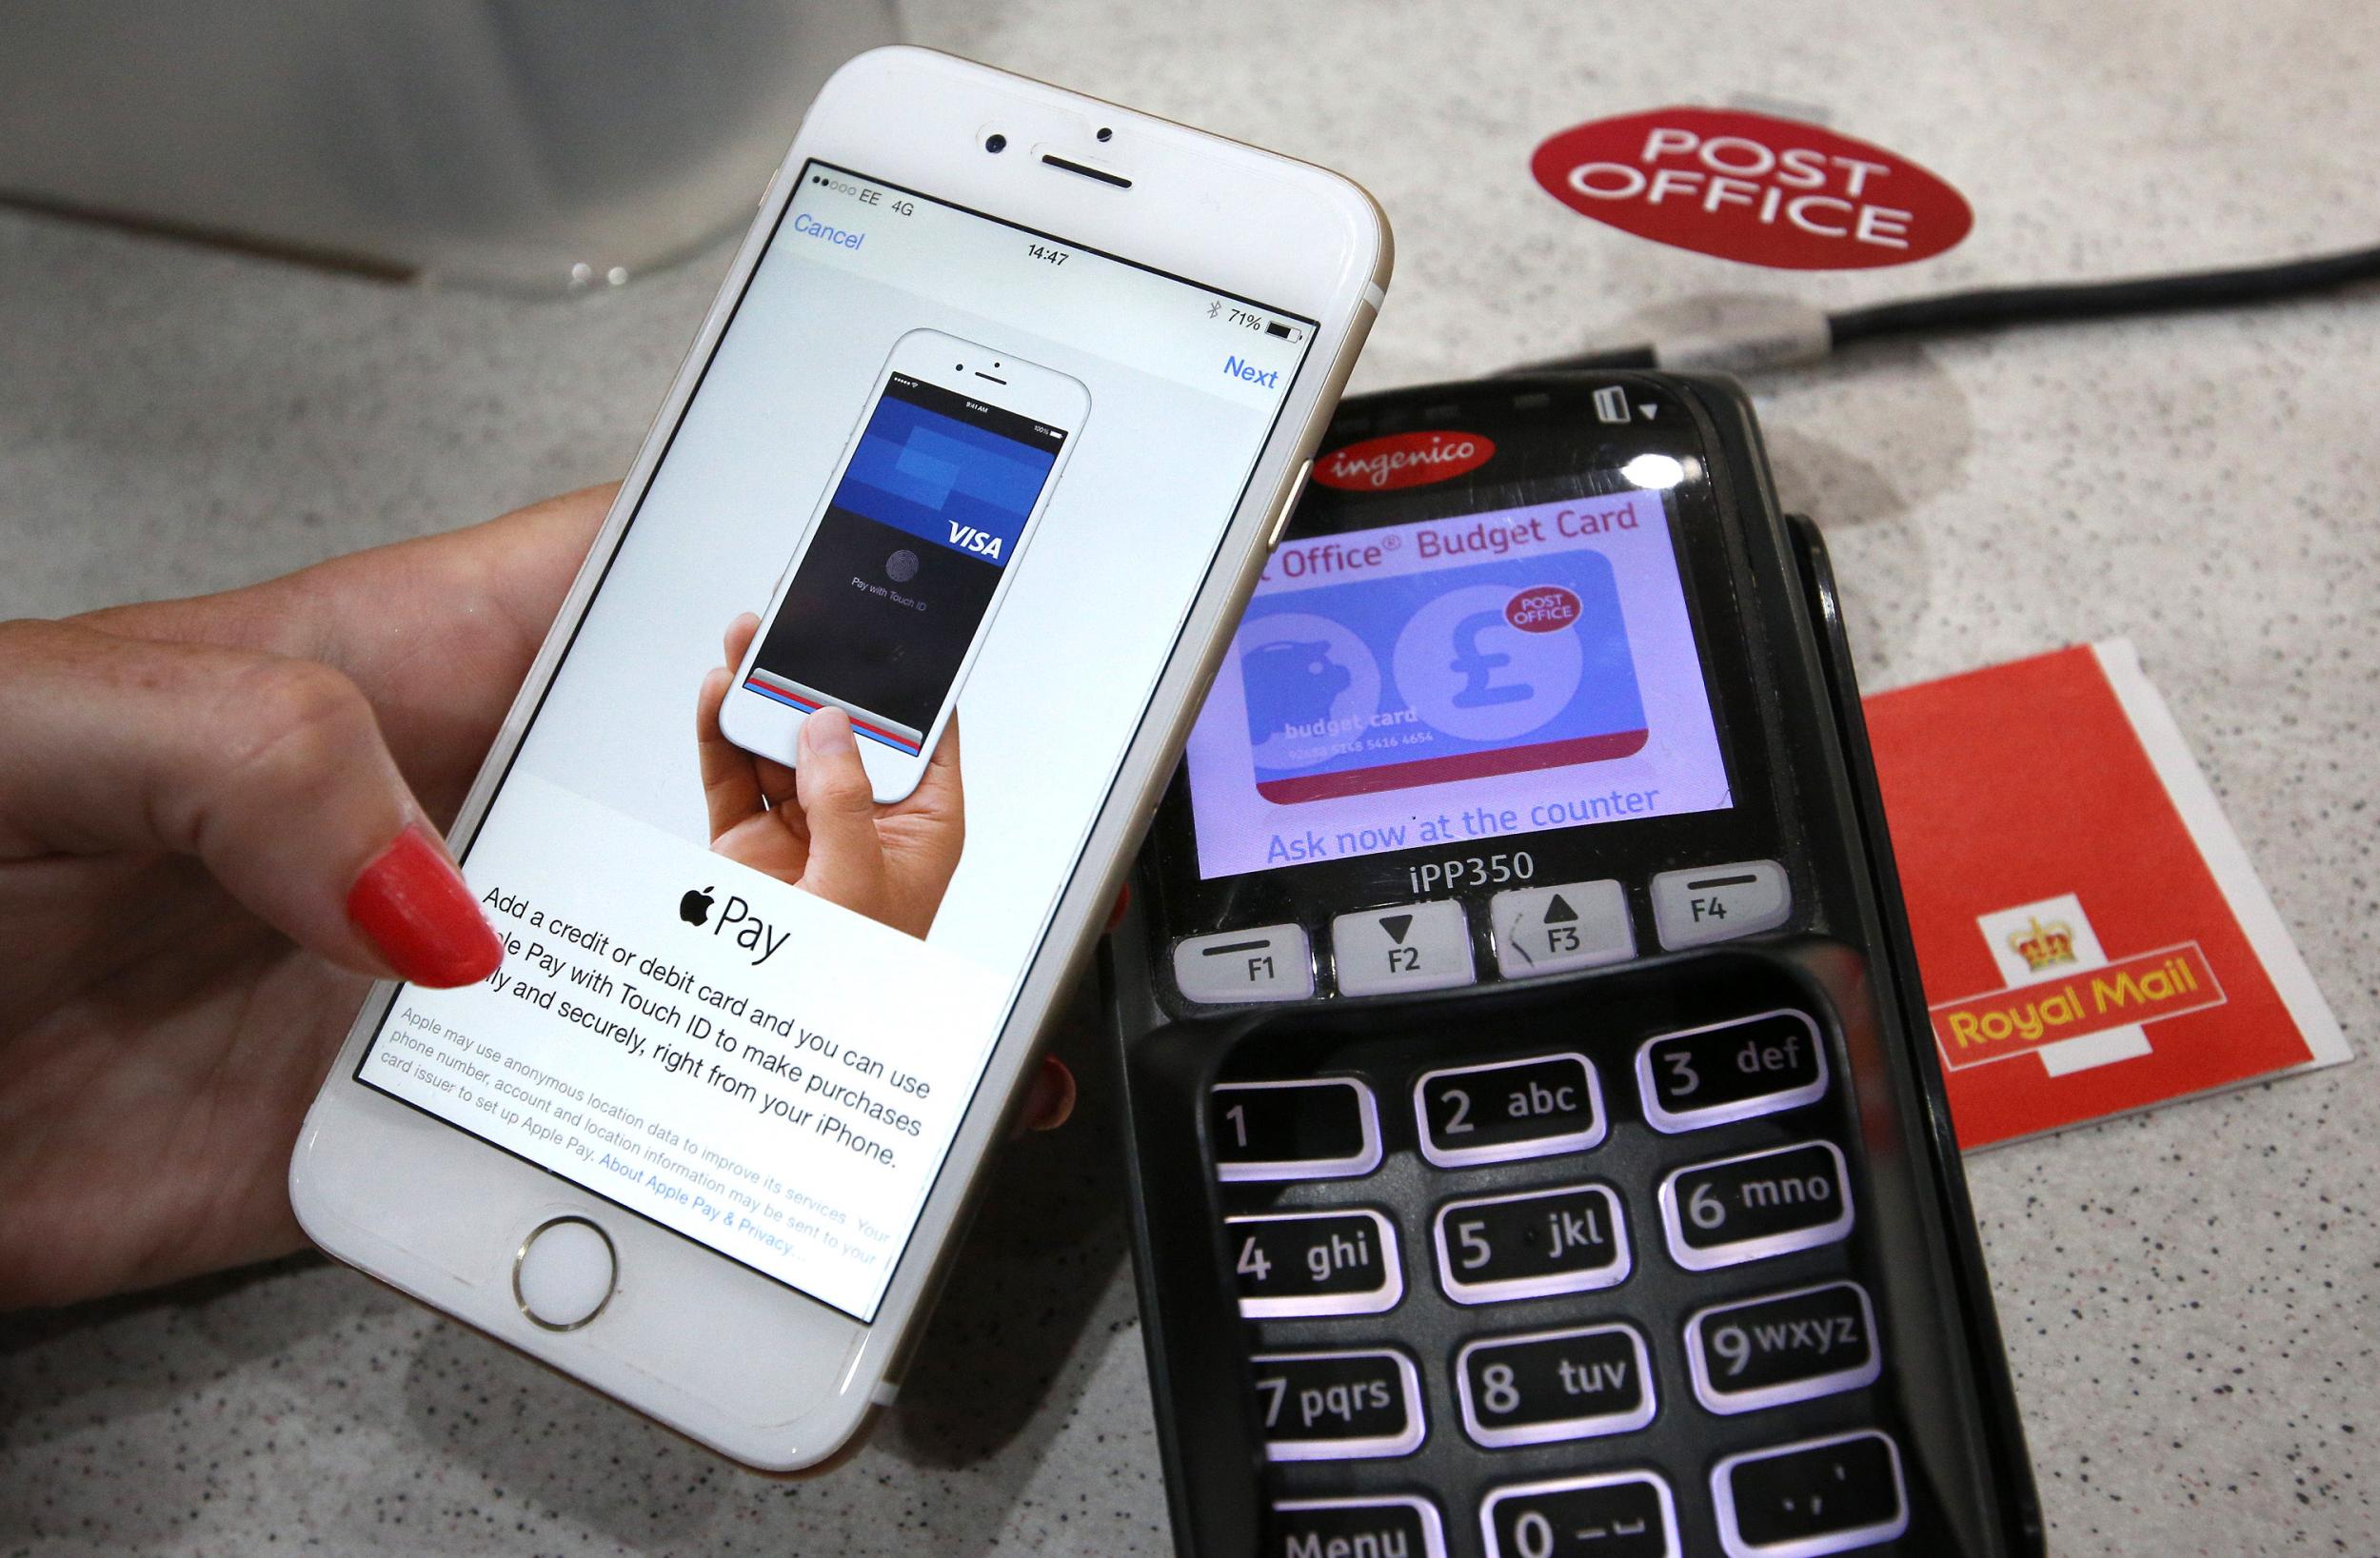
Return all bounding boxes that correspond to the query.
[1209,989,1909,1556]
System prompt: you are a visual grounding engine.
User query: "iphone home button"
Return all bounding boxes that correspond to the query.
[513,1216,617,1331]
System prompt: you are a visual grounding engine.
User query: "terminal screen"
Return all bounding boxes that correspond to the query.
[1181,489,1731,878]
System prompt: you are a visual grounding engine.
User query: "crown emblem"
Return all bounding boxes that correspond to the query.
[2008,916,2076,972]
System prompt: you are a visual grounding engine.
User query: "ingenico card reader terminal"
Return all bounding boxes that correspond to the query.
[1101,374,2044,1557]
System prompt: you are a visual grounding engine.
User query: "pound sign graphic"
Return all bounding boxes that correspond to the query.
[1448,610,1531,708]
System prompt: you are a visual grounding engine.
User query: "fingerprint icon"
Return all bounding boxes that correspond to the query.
[886,548,920,582]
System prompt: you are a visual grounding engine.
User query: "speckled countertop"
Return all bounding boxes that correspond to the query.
[3,3,2374,1554]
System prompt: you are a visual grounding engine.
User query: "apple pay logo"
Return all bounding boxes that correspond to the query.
[678,884,788,966]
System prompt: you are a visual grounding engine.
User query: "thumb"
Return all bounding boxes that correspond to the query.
[0,620,503,987]
[790,706,888,917]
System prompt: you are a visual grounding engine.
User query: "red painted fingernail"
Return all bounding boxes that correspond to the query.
[1031,1055,1078,1133]
[347,824,504,987]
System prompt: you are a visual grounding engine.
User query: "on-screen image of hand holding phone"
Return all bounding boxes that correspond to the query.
[697,610,964,939]
[717,328,1085,805]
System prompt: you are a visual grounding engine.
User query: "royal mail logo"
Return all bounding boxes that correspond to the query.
[1932,942,2224,1070]
[1313,430,1495,492]
[2007,915,2076,973]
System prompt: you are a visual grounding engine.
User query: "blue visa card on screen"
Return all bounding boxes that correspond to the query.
[1237,548,1649,804]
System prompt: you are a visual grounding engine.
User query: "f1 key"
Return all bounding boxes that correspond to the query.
[1637,1009,1827,1133]
[1686,1281,1881,1414]
[1211,1078,1382,1182]
[1659,1140,1853,1272]
[1415,1054,1604,1168]
[1249,1348,1425,1461]
[1226,1209,1402,1317]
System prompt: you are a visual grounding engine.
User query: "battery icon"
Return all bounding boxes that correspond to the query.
[1266,320,1305,342]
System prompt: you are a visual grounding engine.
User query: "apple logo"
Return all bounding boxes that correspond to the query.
[680,886,715,927]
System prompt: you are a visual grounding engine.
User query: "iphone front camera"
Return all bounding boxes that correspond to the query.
[984,132,1007,153]
[1096,127,1114,143]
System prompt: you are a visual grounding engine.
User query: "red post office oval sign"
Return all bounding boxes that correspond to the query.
[1313,430,1495,491]
[1531,107,1972,270]
[1505,586,1581,633]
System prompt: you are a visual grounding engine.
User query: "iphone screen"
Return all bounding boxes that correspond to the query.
[354,162,1316,1321]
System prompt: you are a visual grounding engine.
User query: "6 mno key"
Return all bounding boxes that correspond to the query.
[1660,1139,1854,1271]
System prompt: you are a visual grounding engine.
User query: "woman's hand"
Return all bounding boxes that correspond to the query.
[695,614,966,939]
[0,488,1065,1311]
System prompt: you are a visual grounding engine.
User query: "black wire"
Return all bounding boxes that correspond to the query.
[1829,240,2380,346]
[1509,241,2380,374]
[1502,344,1656,374]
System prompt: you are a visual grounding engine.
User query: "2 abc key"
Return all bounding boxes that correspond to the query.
[1415,1054,1605,1168]
[1659,1140,1853,1271]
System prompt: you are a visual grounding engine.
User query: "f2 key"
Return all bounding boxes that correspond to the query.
[1637,1010,1827,1133]
[1415,1054,1605,1168]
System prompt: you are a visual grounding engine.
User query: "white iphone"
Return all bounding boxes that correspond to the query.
[288,46,1389,1471]
[718,327,1088,800]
